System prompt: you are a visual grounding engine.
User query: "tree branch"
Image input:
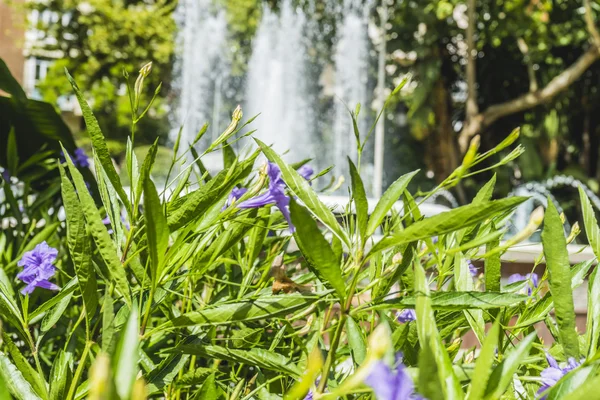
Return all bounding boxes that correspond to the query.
[584,0,600,48]
[458,45,600,151]
[517,37,538,92]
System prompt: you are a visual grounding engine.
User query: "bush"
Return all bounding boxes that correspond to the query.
[1,67,599,400]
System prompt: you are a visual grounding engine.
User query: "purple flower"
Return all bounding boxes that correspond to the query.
[431,236,439,244]
[396,309,416,323]
[507,273,539,295]
[238,162,293,231]
[17,241,60,295]
[467,260,478,277]
[537,353,580,399]
[365,357,425,400]
[74,148,90,168]
[223,187,248,210]
[1,169,10,182]
[298,165,314,181]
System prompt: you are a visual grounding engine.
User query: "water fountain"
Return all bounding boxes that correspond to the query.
[331,0,371,179]
[244,0,315,161]
[172,0,229,160]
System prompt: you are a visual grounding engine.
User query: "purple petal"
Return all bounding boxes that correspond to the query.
[365,362,396,400]
[237,191,276,208]
[397,309,417,323]
[35,280,60,291]
[545,353,559,369]
[297,165,314,181]
[507,273,526,285]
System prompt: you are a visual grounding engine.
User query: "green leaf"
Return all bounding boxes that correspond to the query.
[193,373,219,400]
[290,199,345,299]
[367,172,418,236]
[2,333,47,399]
[168,293,320,327]
[0,58,27,105]
[146,353,189,394]
[29,279,78,322]
[414,259,463,400]
[345,316,366,365]
[368,197,527,256]
[41,289,73,332]
[348,158,368,242]
[484,232,501,293]
[483,333,535,400]
[101,292,115,353]
[371,291,528,311]
[60,146,131,304]
[113,306,139,399]
[0,353,42,400]
[558,368,600,400]
[167,152,258,230]
[49,351,71,400]
[144,177,169,285]
[59,164,97,325]
[472,174,496,204]
[64,69,130,209]
[170,345,301,378]
[255,138,349,246]
[542,199,579,358]
[136,140,158,212]
[466,321,500,400]
[579,187,600,356]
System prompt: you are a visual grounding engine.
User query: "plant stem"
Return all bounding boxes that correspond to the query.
[66,340,92,400]
[317,312,347,393]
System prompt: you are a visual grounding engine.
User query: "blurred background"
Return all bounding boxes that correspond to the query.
[3,0,600,221]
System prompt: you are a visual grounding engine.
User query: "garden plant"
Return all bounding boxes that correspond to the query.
[2,62,600,400]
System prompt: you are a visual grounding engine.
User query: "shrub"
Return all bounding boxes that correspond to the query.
[0,67,599,400]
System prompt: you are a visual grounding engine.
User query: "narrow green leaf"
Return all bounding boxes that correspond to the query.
[113,306,139,399]
[290,199,346,299]
[2,333,47,399]
[136,140,158,211]
[255,138,349,246]
[49,351,71,400]
[169,293,320,327]
[60,146,131,304]
[0,58,27,104]
[64,69,130,209]
[559,368,600,400]
[369,197,527,256]
[483,333,536,400]
[366,170,418,236]
[193,373,219,400]
[348,158,368,242]
[144,178,169,284]
[372,291,528,311]
[59,164,97,325]
[102,292,115,353]
[542,199,579,358]
[0,353,42,400]
[41,289,73,332]
[167,152,258,230]
[414,259,463,400]
[29,279,77,323]
[484,233,501,293]
[345,316,366,365]
[170,345,301,378]
[466,321,500,400]
[579,187,600,356]
[472,174,496,204]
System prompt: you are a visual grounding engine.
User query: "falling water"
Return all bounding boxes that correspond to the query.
[245,0,315,161]
[331,0,371,179]
[172,0,229,155]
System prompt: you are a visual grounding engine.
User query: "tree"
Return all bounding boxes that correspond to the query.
[386,0,600,184]
[27,0,176,145]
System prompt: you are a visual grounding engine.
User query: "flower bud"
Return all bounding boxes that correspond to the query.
[529,206,545,227]
[567,222,580,244]
[232,105,243,122]
[89,353,111,400]
[368,324,392,360]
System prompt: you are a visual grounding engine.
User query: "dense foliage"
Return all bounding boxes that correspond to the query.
[2,62,600,400]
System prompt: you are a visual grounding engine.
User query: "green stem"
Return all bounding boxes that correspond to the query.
[317,312,347,394]
[66,341,92,400]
